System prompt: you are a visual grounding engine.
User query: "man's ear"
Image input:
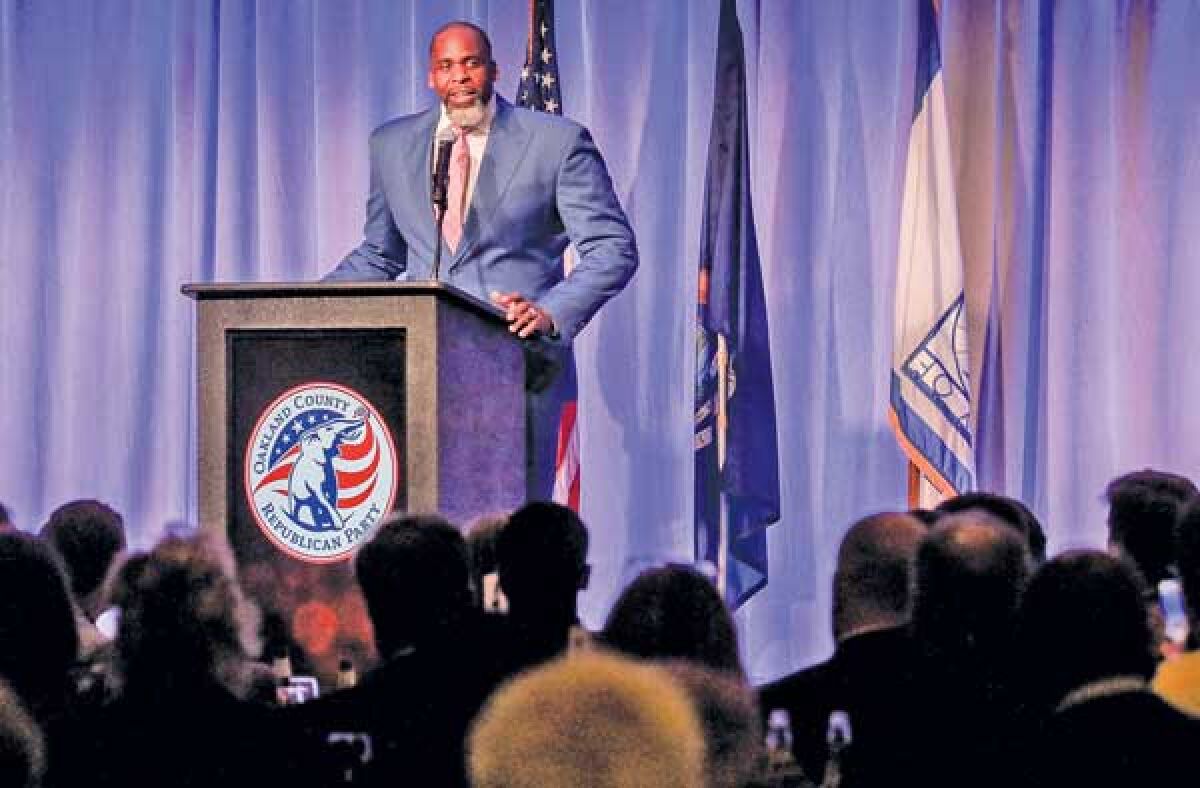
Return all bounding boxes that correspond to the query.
[578,564,591,591]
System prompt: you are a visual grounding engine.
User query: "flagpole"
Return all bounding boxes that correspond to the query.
[716,335,730,598]
[907,461,921,509]
[526,0,536,64]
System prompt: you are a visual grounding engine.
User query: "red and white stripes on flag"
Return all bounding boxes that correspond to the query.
[552,399,580,510]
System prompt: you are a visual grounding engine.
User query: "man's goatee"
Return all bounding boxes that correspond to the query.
[448,102,485,130]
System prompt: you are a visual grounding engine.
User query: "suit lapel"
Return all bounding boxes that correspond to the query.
[393,106,441,270]
[451,97,533,270]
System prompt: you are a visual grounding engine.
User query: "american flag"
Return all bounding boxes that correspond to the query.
[516,0,562,115]
[516,0,579,511]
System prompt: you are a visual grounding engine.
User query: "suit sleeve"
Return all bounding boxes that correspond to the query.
[323,133,408,281]
[536,127,638,340]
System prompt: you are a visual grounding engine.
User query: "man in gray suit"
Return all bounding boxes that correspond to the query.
[326,20,637,500]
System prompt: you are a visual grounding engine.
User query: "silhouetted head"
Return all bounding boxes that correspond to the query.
[40,499,126,615]
[114,533,258,697]
[355,513,471,656]
[935,492,1047,564]
[1105,468,1198,587]
[496,502,589,625]
[911,515,1032,662]
[0,533,79,720]
[603,564,743,676]
[832,512,926,640]
[468,652,705,788]
[1017,550,1156,709]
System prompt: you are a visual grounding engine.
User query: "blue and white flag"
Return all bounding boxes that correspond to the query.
[890,0,974,498]
[695,0,781,610]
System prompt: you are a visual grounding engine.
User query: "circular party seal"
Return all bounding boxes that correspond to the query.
[245,382,399,563]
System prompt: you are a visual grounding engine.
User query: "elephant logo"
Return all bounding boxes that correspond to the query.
[288,417,364,532]
[245,382,399,563]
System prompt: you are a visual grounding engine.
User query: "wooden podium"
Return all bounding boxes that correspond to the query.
[182,281,526,676]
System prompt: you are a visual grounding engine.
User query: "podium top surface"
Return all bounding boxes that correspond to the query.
[181,280,504,323]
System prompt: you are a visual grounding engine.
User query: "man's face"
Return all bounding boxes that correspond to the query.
[428,25,497,114]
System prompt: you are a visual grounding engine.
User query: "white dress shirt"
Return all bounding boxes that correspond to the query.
[434,94,497,218]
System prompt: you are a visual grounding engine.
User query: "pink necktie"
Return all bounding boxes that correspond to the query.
[442,128,469,253]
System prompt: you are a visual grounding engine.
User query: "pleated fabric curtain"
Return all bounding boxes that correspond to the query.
[2,0,1198,682]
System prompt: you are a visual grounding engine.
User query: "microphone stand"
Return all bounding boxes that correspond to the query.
[431,196,448,283]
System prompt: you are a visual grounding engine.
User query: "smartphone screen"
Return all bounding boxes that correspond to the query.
[1158,578,1189,647]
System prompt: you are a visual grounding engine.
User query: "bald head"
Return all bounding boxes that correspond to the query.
[927,511,1029,572]
[935,492,1047,563]
[429,20,493,62]
[912,514,1032,654]
[832,512,927,639]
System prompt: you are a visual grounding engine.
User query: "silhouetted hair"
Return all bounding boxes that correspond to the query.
[1017,550,1156,708]
[1175,499,1200,627]
[114,534,257,696]
[40,499,126,600]
[908,508,941,527]
[0,533,79,720]
[936,492,1047,563]
[664,661,762,788]
[465,513,508,606]
[603,564,744,676]
[833,512,926,635]
[468,652,705,788]
[429,20,494,63]
[355,513,470,654]
[1105,469,1198,587]
[911,517,1031,661]
[496,502,589,614]
[0,501,11,527]
[0,678,44,788]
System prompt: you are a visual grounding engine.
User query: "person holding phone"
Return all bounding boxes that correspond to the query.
[1153,500,1200,714]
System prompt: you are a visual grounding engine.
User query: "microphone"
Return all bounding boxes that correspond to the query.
[430,127,457,282]
[431,127,456,213]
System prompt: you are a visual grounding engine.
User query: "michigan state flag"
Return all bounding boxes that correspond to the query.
[695,0,781,610]
[890,0,974,498]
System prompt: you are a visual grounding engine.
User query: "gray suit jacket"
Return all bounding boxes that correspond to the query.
[326,95,637,343]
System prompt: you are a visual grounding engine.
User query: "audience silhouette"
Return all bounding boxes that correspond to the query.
[1015,550,1200,786]
[285,513,501,788]
[5,468,1200,788]
[469,652,706,788]
[603,563,744,677]
[492,501,592,674]
[759,512,926,787]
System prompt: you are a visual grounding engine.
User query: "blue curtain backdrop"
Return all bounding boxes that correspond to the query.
[3,0,1198,683]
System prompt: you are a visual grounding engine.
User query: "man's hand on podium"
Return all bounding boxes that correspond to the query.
[490,291,557,339]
